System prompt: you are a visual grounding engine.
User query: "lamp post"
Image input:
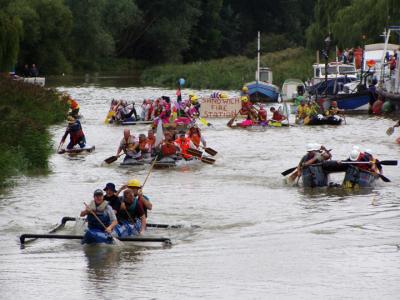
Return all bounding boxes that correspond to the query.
[323,35,331,97]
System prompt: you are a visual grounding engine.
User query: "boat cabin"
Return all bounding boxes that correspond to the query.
[256,67,273,84]
[312,62,357,85]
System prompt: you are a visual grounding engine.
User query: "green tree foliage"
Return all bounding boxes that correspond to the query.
[0,12,22,71]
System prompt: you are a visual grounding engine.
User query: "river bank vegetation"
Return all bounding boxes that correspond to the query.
[0,76,67,187]
[1,0,398,82]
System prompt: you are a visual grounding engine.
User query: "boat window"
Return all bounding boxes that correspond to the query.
[259,71,269,82]
[339,66,356,74]
[320,66,338,75]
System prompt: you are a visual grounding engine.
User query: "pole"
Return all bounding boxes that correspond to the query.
[256,31,260,82]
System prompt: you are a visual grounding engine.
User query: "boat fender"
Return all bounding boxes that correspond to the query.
[317,114,324,120]
[333,115,340,121]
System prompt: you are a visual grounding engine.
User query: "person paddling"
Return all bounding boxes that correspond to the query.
[175,131,196,160]
[116,129,140,161]
[80,189,118,234]
[270,107,287,123]
[60,116,86,150]
[117,189,146,235]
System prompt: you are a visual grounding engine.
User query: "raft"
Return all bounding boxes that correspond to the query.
[58,145,95,154]
[82,228,113,244]
[120,156,154,167]
[154,156,201,169]
[301,165,329,187]
[228,121,289,129]
[301,115,342,126]
[342,165,379,188]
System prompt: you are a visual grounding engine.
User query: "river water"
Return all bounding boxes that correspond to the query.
[1,78,400,299]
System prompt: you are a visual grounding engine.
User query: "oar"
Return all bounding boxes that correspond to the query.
[187,148,203,158]
[281,166,297,176]
[19,233,171,245]
[104,153,124,164]
[84,202,120,244]
[386,126,395,136]
[200,145,218,156]
[200,156,216,164]
[227,111,240,127]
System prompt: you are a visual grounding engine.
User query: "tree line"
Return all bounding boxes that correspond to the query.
[0,0,399,75]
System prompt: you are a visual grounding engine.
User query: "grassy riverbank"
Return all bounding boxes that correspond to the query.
[141,47,315,90]
[0,76,68,187]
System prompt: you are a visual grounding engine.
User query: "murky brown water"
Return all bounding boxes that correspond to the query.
[1,79,400,299]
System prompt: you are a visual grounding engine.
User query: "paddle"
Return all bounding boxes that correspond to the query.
[187,148,203,158]
[186,148,215,164]
[386,126,395,136]
[84,202,120,244]
[281,166,297,176]
[227,111,240,127]
[104,153,124,164]
[201,145,218,156]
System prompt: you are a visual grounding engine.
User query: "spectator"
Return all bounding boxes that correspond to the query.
[30,64,39,77]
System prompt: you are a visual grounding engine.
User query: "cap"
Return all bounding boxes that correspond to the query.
[103,183,116,192]
[93,189,104,196]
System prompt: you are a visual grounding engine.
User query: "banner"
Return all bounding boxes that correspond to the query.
[200,97,241,118]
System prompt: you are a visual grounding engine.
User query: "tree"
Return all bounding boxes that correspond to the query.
[0,12,22,72]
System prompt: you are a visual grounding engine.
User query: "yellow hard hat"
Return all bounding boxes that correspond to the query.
[240,96,248,102]
[127,179,142,188]
[191,95,198,102]
[242,86,248,92]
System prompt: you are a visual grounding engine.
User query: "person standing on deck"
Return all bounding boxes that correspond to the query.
[60,116,86,149]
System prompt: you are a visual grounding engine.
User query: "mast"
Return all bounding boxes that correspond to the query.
[256,31,260,82]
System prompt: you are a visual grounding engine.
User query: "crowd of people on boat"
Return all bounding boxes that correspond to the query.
[117,123,206,163]
[104,93,203,127]
[81,179,152,237]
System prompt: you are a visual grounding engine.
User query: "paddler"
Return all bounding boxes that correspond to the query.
[60,116,86,150]
[80,189,118,234]
[117,179,153,217]
[103,182,121,213]
[288,143,331,182]
[325,101,340,116]
[67,96,80,118]
[158,131,180,159]
[117,189,146,235]
[138,133,151,158]
[257,105,268,126]
[188,124,206,148]
[269,107,287,123]
[239,86,257,120]
[175,131,196,160]
[116,129,141,161]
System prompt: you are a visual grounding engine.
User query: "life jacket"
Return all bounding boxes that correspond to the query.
[69,99,79,110]
[258,110,267,121]
[297,105,307,118]
[356,152,371,171]
[326,106,339,116]
[87,202,111,230]
[273,111,283,121]
[189,131,201,147]
[175,137,192,159]
[139,140,148,152]
[161,142,177,156]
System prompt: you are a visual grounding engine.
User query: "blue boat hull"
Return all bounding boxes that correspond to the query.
[302,165,328,187]
[343,165,379,188]
[308,77,356,96]
[331,91,371,111]
[82,228,113,244]
[245,81,280,102]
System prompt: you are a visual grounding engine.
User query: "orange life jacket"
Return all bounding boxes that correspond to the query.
[175,137,192,159]
[161,142,177,156]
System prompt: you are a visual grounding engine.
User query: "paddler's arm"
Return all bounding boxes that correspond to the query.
[140,214,146,234]
[106,207,118,234]
[139,192,152,210]
[61,130,69,143]
[80,208,88,217]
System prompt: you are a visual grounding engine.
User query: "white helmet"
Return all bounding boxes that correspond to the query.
[349,149,360,161]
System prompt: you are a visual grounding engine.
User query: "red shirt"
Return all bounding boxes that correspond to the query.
[273,111,284,121]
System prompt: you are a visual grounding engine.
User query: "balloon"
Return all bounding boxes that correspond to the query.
[178,78,185,86]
